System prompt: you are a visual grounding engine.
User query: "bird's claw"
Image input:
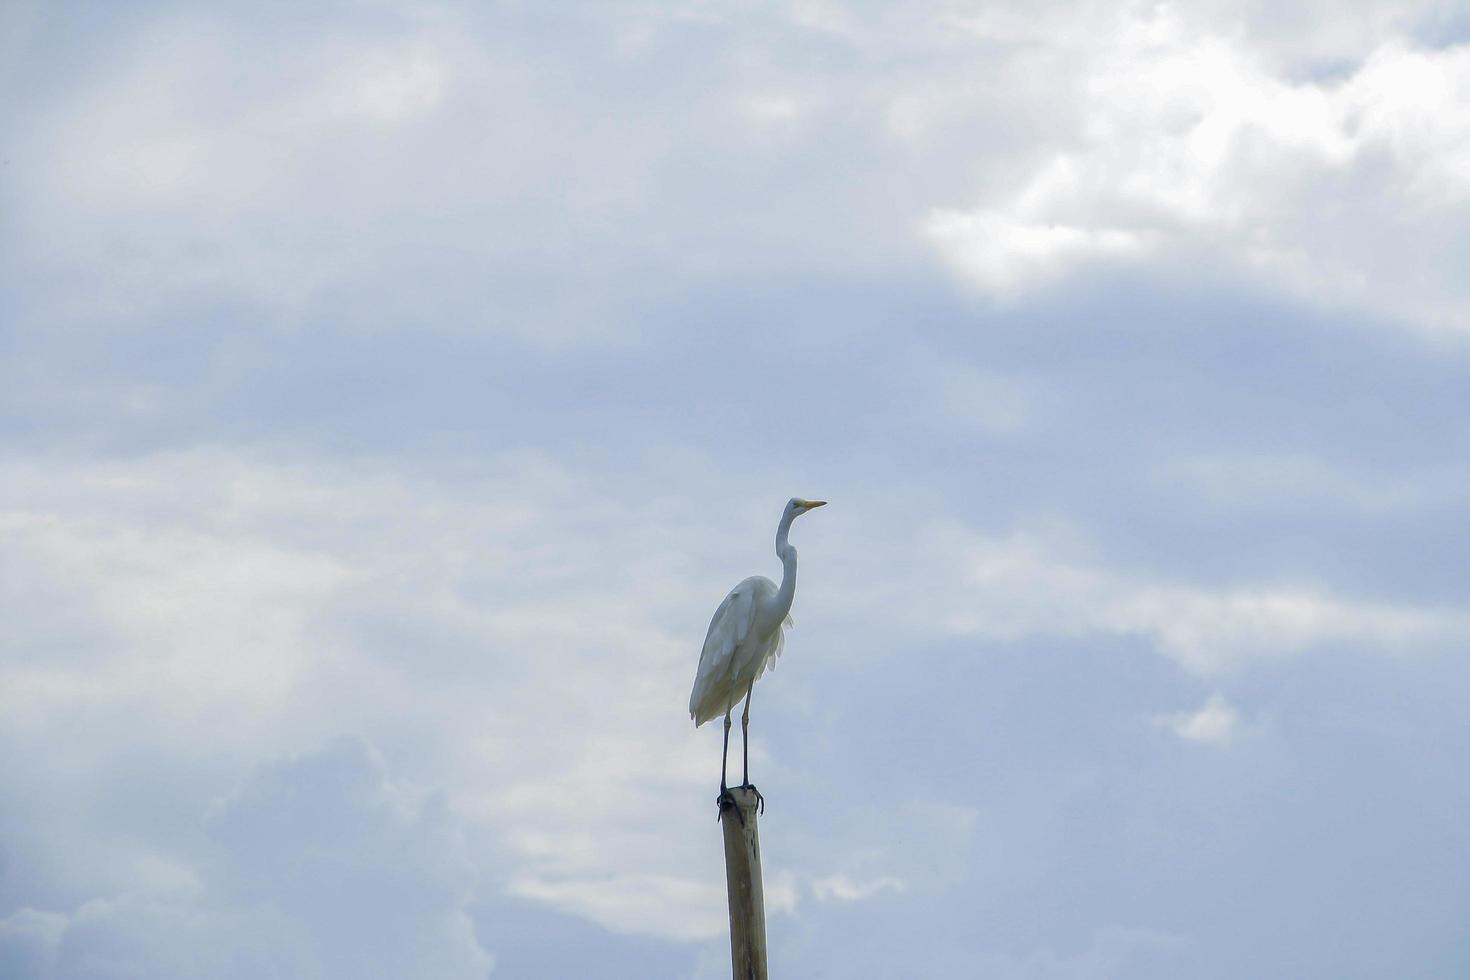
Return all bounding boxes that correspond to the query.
[716,787,743,825]
[716,784,764,824]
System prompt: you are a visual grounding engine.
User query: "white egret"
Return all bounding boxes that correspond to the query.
[690,497,826,807]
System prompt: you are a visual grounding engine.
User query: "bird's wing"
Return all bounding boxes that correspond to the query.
[688,578,764,724]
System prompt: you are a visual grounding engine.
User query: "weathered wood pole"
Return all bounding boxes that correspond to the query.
[719,787,768,980]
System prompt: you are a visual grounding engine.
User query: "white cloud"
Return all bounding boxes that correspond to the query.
[0,448,1050,952]
[775,799,978,925]
[923,208,1150,298]
[735,92,809,128]
[810,873,907,902]
[321,38,450,125]
[4,6,1469,973]
[1155,694,1243,744]
[3,441,1453,966]
[509,875,726,942]
[15,0,1464,344]
[0,483,354,739]
[0,449,763,944]
[8,9,665,341]
[930,522,1469,673]
[920,5,1470,333]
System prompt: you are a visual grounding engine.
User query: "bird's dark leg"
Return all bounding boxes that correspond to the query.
[740,683,752,787]
[720,711,733,792]
[739,682,764,813]
[717,711,738,819]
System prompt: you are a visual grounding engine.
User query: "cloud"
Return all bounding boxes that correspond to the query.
[917,354,1042,435]
[507,876,725,943]
[1155,694,1244,744]
[931,523,1469,672]
[0,448,759,943]
[920,5,1470,333]
[923,209,1150,298]
[810,873,907,903]
[320,38,450,126]
[11,0,1467,346]
[0,910,66,978]
[4,4,1470,976]
[973,925,1195,980]
[6,7,671,343]
[1,405,1464,973]
[0,738,491,980]
[204,737,492,979]
[779,799,978,922]
[1157,454,1470,515]
[0,448,1023,951]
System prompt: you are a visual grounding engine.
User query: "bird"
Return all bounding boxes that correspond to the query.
[690,497,826,811]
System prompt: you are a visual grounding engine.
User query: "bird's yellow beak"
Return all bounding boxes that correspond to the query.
[799,499,827,510]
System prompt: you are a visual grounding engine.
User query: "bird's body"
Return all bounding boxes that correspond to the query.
[690,497,825,803]
[689,575,791,726]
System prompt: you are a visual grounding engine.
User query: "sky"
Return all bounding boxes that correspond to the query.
[3,1,1470,977]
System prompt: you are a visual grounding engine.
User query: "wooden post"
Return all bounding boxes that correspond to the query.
[719,787,768,980]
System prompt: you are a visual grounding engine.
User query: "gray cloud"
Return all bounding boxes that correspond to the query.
[4,2,1470,977]
[1,738,490,980]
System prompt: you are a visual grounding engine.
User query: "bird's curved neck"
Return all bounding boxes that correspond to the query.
[773,512,799,618]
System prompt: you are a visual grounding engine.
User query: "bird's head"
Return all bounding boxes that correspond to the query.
[786,497,827,517]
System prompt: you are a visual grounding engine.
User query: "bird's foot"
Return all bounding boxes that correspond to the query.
[737,782,765,815]
[716,787,744,825]
[716,784,765,823]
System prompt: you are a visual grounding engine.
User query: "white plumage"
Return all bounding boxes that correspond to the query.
[689,497,825,795]
[689,576,792,726]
